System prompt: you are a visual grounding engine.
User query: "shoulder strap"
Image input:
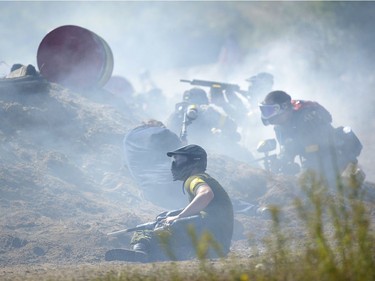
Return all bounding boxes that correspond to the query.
[292,100,332,123]
[292,100,319,110]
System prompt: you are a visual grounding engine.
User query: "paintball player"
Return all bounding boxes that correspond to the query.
[245,72,274,106]
[166,87,241,143]
[166,87,256,164]
[105,144,234,262]
[259,90,364,186]
[209,86,248,127]
[166,87,211,138]
[240,73,275,150]
[242,72,274,129]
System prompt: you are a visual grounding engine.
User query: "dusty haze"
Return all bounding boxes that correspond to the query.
[0,3,375,278]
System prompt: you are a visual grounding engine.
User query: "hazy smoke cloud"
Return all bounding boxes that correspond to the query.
[1,1,374,180]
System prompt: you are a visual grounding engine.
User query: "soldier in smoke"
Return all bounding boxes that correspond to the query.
[246,72,274,107]
[259,90,365,186]
[165,87,255,164]
[243,72,274,129]
[208,86,248,127]
[105,144,234,262]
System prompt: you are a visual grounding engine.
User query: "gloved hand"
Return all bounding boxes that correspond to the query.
[155,211,169,221]
[156,209,183,221]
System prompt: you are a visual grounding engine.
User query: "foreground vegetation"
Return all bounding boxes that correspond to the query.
[97,173,374,281]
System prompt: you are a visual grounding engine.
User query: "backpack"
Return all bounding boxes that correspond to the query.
[291,100,362,172]
[292,100,332,124]
[334,126,363,165]
[123,122,185,209]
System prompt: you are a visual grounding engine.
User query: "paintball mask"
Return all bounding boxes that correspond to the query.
[167,145,207,181]
[259,103,283,120]
[259,101,292,126]
[170,155,191,181]
[259,91,292,124]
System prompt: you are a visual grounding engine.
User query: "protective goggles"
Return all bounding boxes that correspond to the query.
[259,103,281,120]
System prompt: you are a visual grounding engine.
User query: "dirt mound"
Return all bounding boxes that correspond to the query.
[0,81,147,266]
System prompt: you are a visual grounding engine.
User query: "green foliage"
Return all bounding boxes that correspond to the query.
[265,172,375,281]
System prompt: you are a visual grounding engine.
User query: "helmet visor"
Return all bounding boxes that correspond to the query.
[259,103,281,120]
[171,155,191,181]
[171,155,189,167]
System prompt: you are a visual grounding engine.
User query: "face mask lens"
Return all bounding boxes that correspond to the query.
[259,104,280,119]
[171,155,190,181]
[171,155,188,167]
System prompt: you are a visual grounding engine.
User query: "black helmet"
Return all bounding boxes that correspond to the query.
[246,72,274,101]
[259,91,292,125]
[246,72,274,85]
[167,144,207,181]
[183,87,209,105]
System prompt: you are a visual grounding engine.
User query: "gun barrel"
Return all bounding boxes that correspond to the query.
[107,221,157,236]
[107,228,131,236]
[107,215,201,237]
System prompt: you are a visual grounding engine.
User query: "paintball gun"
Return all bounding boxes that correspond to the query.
[253,139,301,175]
[107,210,201,237]
[180,104,198,143]
[180,79,247,96]
[253,139,277,171]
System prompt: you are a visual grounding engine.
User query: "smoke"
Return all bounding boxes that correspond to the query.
[1,1,375,181]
